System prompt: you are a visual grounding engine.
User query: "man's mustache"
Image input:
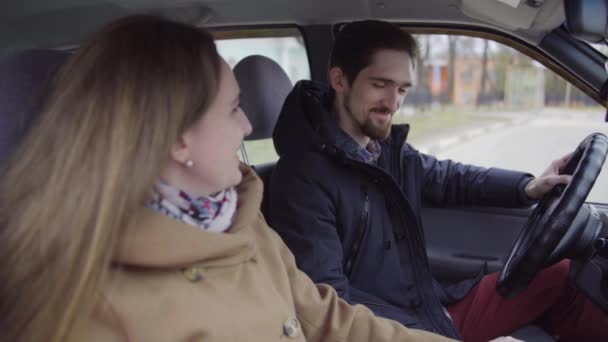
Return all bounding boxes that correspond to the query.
[370,107,393,115]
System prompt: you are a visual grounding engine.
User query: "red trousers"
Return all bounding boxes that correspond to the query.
[447,260,608,342]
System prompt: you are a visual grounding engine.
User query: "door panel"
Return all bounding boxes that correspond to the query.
[423,204,608,282]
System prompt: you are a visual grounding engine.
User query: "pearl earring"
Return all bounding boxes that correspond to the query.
[185,160,194,168]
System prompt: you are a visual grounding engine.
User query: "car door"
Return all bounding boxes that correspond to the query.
[403,32,608,282]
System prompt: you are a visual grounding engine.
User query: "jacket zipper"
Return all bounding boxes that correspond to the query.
[345,187,369,277]
[389,145,460,339]
[327,145,460,338]
[358,301,402,312]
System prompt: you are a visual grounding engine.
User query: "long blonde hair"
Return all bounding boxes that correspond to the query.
[0,15,221,342]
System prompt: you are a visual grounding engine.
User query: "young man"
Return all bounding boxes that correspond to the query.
[269,20,607,342]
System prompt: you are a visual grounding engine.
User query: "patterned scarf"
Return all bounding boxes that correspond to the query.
[146,182,238,233]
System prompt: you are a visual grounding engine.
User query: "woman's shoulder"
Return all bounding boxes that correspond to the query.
[249,213,297,266]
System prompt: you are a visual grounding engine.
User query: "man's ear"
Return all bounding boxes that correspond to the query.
[169,133,191,165]
[329,67,348,94]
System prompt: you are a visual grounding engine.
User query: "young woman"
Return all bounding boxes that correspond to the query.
[0,15,520,342]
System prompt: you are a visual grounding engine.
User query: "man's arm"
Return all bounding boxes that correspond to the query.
[418,148,573,207]
[419,152,535,207]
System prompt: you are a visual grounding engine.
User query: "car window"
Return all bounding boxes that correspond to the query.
[402,34,607,204]
[214,28,310,165]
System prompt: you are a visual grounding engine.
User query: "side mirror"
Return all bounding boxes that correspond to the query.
[564,0,608,42]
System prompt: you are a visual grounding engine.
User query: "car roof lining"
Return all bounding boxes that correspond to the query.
[0,0,567,54]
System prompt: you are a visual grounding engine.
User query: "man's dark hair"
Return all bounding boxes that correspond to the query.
[329,20,417,84]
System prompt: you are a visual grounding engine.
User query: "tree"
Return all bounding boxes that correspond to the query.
[415,35,431,110]
[447,36,458,104]
[476,39,490,107]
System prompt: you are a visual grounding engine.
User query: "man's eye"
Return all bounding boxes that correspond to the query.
[373,82,385,88]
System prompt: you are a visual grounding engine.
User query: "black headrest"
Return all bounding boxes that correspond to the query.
[0,49,69,164]
[233,55,293,141]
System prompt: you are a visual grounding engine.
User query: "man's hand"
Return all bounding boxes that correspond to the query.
[524,152,574,201]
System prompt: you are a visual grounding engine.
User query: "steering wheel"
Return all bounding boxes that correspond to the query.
[497,133,608,297]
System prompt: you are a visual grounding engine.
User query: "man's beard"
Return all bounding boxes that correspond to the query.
[361,112,392,140]
[344,94,393,141]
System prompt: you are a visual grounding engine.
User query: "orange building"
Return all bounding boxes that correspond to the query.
[426,56,496,105]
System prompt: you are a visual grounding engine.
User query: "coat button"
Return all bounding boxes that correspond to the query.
[182,267,204,282]
[283,317,301,338]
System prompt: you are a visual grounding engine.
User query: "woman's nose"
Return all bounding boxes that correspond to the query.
[242,111,253,137]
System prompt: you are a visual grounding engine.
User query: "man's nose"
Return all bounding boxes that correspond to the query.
[384,88,401,112]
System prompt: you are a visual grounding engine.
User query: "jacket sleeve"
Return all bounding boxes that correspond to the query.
[268,226,456,342]
[418,151,536,208]
[269,156,420,326]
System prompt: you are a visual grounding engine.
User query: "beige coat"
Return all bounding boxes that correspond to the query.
[81,166,456,342]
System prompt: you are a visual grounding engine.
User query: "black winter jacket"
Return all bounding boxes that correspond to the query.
[269,81,534,339]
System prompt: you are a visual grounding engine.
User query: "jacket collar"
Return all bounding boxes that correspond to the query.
[114,164,263,269]
[275,81,411,159]
[273,80,332,156]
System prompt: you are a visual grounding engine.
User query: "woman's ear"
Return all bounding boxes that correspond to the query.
[329,66,348,94]
[169,133,191,165]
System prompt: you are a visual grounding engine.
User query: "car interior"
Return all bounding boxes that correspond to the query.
[1,0,608,341]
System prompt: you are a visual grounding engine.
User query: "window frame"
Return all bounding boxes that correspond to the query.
[212,25,311,165]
